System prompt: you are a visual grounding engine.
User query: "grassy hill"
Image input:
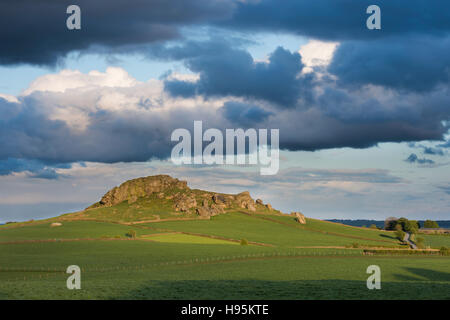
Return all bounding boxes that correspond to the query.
[0,175,449,299]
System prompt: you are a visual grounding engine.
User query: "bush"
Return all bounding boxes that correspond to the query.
[416,243,425,249]
[240,238,248,246]
[424,220,439,228]
[369,224,378,229]
[126,230,136,238]
[352,243,359,248]
[440,246,450,256]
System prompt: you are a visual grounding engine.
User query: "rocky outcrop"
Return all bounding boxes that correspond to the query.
[174,194,197,212]
[291,212,306,224]
[89,174,286,218]
[98,175,188,207]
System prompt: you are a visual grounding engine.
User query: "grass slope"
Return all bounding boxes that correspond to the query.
[259,214,400,244]
[0,240,448,299]
[140,212,403,247]
[1,211,449,299]
[0,221,161,242]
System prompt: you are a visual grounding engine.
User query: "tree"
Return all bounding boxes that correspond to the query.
[395,217,419,234]
[405,220,419,234]
[384,217,398,230]
[424,220,439,228]
[395,229,405,241]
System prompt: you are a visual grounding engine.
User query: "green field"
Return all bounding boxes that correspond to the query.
[140,212,403,247]
[0,221,157,242]
[420,234,450,249]
[144,233,240,245]
[0,212,449,299]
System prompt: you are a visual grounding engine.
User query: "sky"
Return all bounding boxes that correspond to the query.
[0,0,449,223]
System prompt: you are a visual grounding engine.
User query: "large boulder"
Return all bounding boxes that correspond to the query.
[50,222,62,227]
[235,191,255,209]
[291,212,306,224]
[245,202,256,212]
[212,194,225,204]
[196,206,211,217]
[196,202,224,217]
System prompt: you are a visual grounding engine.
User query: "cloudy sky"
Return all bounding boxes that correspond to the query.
[0,0,449,222]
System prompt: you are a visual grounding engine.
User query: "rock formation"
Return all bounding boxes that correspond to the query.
[174,193,197,212]
[98,175,188,207]
[88,174,285,218]
[291,212,306,224]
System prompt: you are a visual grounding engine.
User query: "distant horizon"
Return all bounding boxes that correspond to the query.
[1,201,448,225]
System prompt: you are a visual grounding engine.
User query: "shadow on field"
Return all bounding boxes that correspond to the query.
[394,267,450,282]
[379,234,397,241]
[115,279,450,300]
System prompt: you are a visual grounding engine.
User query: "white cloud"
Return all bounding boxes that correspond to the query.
[0,93,19,103]
[299,39,339,74]
[22,67,139,95]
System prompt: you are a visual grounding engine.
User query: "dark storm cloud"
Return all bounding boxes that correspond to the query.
[221,101,273,126]
[225,0,450,40]
[0,96,174,164]
[404,153,435,165]
[409,143,445,156]
[162,43,311,107]
[328,36,450,92]
[0,0,234,65]
[225,1,450,93]
[0,158,70,179]
[1,1,450,172]
[423,147,445,156]
[0,78,449,175]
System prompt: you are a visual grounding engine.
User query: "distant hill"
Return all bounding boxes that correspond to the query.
[327,219,450,229]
